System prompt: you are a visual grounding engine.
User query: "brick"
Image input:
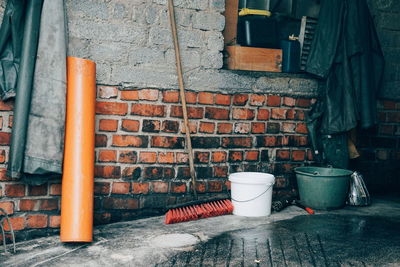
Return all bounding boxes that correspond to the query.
[185,91,197,104]
[234,122,250,134]
[120,90,139,100]
[144,167,163,179]
[215,94,231,106]
[245,151,259,161]
[28,184,47,196]
[266,95,281,106]
[283,97,296,107]
[112,182,130,194]
[138,89,159,101]
[205,107,230,120]
[229,151,243,162]
[257,109,270,120]
[0,100,13,111]
[27,214,48,228]
[139,152,157,163]
[0,168,10,181]
[214,166,228,178]
[151,181,169,193]
[163,167,175,179]
[251,122,265,134]
[177,167,190,179]
[3,216,25,231]
[222,137,252,148]
[151,136,184,149]
[198,92,214,104]
[122,167,141,179]
[0,149,5,163]
[131,103,165,117]
[40,199,58,210]
[176,152,189,164]
[8,115,13,128]
[276,150,290,161]
[162,90,179,103]
[181,121,198,134]
[171,182,187,193]
[296,98,311,107]
[208,181,223,192]
[94,182,111,195]
[5,184,25,197]
[158,152,175,164]
[132,182,150,194]
[142,120,161,132]
[112,135,148,147]
[0,201,14,215]
[232,108,255,120]
[192,137,220,148]
[103,198,138,210]
[0,132,11,145]
[199,122,215,133]
[287,109,305,120]
[288,135,308,146]
[271,108,288,119]
[250,94,265,106]
[193,181,206,193]
[118,151,137,163]
[233,94,248,105]
[98,150,117,162]
[171,106,204,119]
[50,183,61,196]
[99,119,118,132]
[379,124,395,135]
[292,150,306,161]
[162,120,180,133]
[211,151,227,163]
[95,165,121,178]
[296,123,308,134]
[387,112,400,123]
[195,152,210,163]
[19,199,39,211]
[257,136,279,147]
[261,150,269,161]
[98,85,118,99]
[95,134,108,147]
[121,119,140,132]
[282,122,296,133]
[382,100,396,110]
[195,167,213,178]
[267,122,280,134]
[49,215,61,228]
[96,101,128,115]
[217,123,233,134]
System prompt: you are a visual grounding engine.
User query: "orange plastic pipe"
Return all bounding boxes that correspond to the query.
[60,57,96,242]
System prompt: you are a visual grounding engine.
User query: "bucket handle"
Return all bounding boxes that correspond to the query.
[231,184,274,203]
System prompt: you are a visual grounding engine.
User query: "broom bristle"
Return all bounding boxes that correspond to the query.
[165,199,233,224]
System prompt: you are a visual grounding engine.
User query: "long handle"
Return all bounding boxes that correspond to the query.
[167,0,197,199]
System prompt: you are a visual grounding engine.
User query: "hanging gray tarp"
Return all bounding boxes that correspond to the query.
[6,0,44,179]
[23,0,67,179]
[1,0,67,181]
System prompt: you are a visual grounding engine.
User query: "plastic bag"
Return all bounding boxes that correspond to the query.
[347,171,371,206]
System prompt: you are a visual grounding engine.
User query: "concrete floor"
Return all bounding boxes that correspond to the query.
[1,196,399,266]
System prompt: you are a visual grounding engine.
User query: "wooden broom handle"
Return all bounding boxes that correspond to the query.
[168,0,197,199]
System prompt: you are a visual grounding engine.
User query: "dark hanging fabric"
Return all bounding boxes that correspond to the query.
[0,0,26,100]
[7,0,44,179]
[1,0,67,181]
[305,0,384,168]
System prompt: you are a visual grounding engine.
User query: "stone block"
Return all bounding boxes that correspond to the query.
[192,12,225,31]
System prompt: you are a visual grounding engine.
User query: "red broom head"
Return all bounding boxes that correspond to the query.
[165,199,233,224]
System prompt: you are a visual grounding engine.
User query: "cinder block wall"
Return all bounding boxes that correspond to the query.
[0,0,399,242]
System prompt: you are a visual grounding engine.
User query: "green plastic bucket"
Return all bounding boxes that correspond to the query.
[295,167,353,210]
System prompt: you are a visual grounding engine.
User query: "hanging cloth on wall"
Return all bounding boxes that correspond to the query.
[0,0,68,182]
[305,0,384,168]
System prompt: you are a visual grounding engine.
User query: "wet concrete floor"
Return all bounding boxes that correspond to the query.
[159,214,400,266]
[1,197,400,266]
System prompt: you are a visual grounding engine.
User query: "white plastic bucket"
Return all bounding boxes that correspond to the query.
[229,172,275,217]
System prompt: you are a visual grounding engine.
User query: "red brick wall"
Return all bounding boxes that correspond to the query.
[1,86,399,241]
